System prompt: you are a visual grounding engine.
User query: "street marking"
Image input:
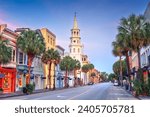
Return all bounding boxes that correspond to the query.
[67,88,92,100]
[57,95,65,98]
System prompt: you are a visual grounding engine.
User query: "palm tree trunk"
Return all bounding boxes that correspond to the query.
[84,72,86,85]
[125,52,131,90]
[119,56,123,86]
[74,69,76,87]
[86,72,88,85]
[53,63,56,90]
[27,55,34,85]
[125,52,131,79]
[65,66,68,88]
[137,48,141,69]
[48,63,51,90]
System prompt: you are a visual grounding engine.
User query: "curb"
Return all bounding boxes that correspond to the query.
[0,85,88,99]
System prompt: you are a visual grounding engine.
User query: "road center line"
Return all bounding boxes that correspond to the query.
[67,88,92,100]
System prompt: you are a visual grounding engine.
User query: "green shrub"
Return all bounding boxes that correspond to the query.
[133,79,142,96]
[33,82,36,90]
[22,84,35,94]
[26,84,35,94]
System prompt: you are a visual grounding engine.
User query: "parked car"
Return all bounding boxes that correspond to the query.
[88,82,94,85]
[114,80,119,86]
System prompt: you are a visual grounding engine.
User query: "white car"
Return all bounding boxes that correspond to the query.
[114,80,119,86]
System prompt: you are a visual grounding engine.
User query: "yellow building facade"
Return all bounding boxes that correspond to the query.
[40,28,56,89]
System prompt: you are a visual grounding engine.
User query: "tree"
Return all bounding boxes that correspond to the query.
[82,64,94,84]
[88,64,94,75]
[113,59,127,78]
[116,33,131,79]
[60,56,74,88]
[41,49,60,90]
[0,38,12,66]
[108,73,116,82]
[112,40,124,85]
[118,14,150,68]
[100,72,108,82]
[17,30,45,84]
[72,59,81,87]
[91,72,96,77]
[82,64,90,84]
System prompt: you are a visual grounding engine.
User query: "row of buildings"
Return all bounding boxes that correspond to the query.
[0,15,101,93]
[128,3,150,82]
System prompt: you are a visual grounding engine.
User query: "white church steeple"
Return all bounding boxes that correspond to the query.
[69,13,83,63]
[73,13,78,29]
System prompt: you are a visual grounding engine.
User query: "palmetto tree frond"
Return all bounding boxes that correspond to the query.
[0,38,12,65]
[41,49,60,64]
[17,30,45,56]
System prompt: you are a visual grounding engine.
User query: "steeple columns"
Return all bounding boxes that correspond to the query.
[71,29,80,37]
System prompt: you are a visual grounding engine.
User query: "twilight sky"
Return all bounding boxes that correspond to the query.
[0,0,149,73]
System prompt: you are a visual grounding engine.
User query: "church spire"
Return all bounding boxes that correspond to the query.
[73,12,78,29]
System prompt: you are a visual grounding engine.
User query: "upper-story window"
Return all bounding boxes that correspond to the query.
[12,50,16,62]
[77,32,78,36]
[73,48,75,53]
[19,52,23,64]
[74,40,76,43]
[78,48,80,53]
[24,54,26,64]
[70,49,72,53]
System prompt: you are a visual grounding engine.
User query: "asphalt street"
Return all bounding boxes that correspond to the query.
[3,82,137,100]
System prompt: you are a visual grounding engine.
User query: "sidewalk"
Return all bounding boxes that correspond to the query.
[0,89,50,99]
[138,96,150,100]
[120,85,150,100]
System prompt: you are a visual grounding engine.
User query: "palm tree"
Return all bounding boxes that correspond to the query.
[72,59,81,87]
[112,40,124,86]
[88,64,94,83]
[82,64,90,84]
[117,32,132,77]
[0,38,12,67]
[113,60,127,78]
[60,56,74,88]
[100,72,108,82]
[41,49,60,90]
[17,30,45,84]
[118,14,150,68]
